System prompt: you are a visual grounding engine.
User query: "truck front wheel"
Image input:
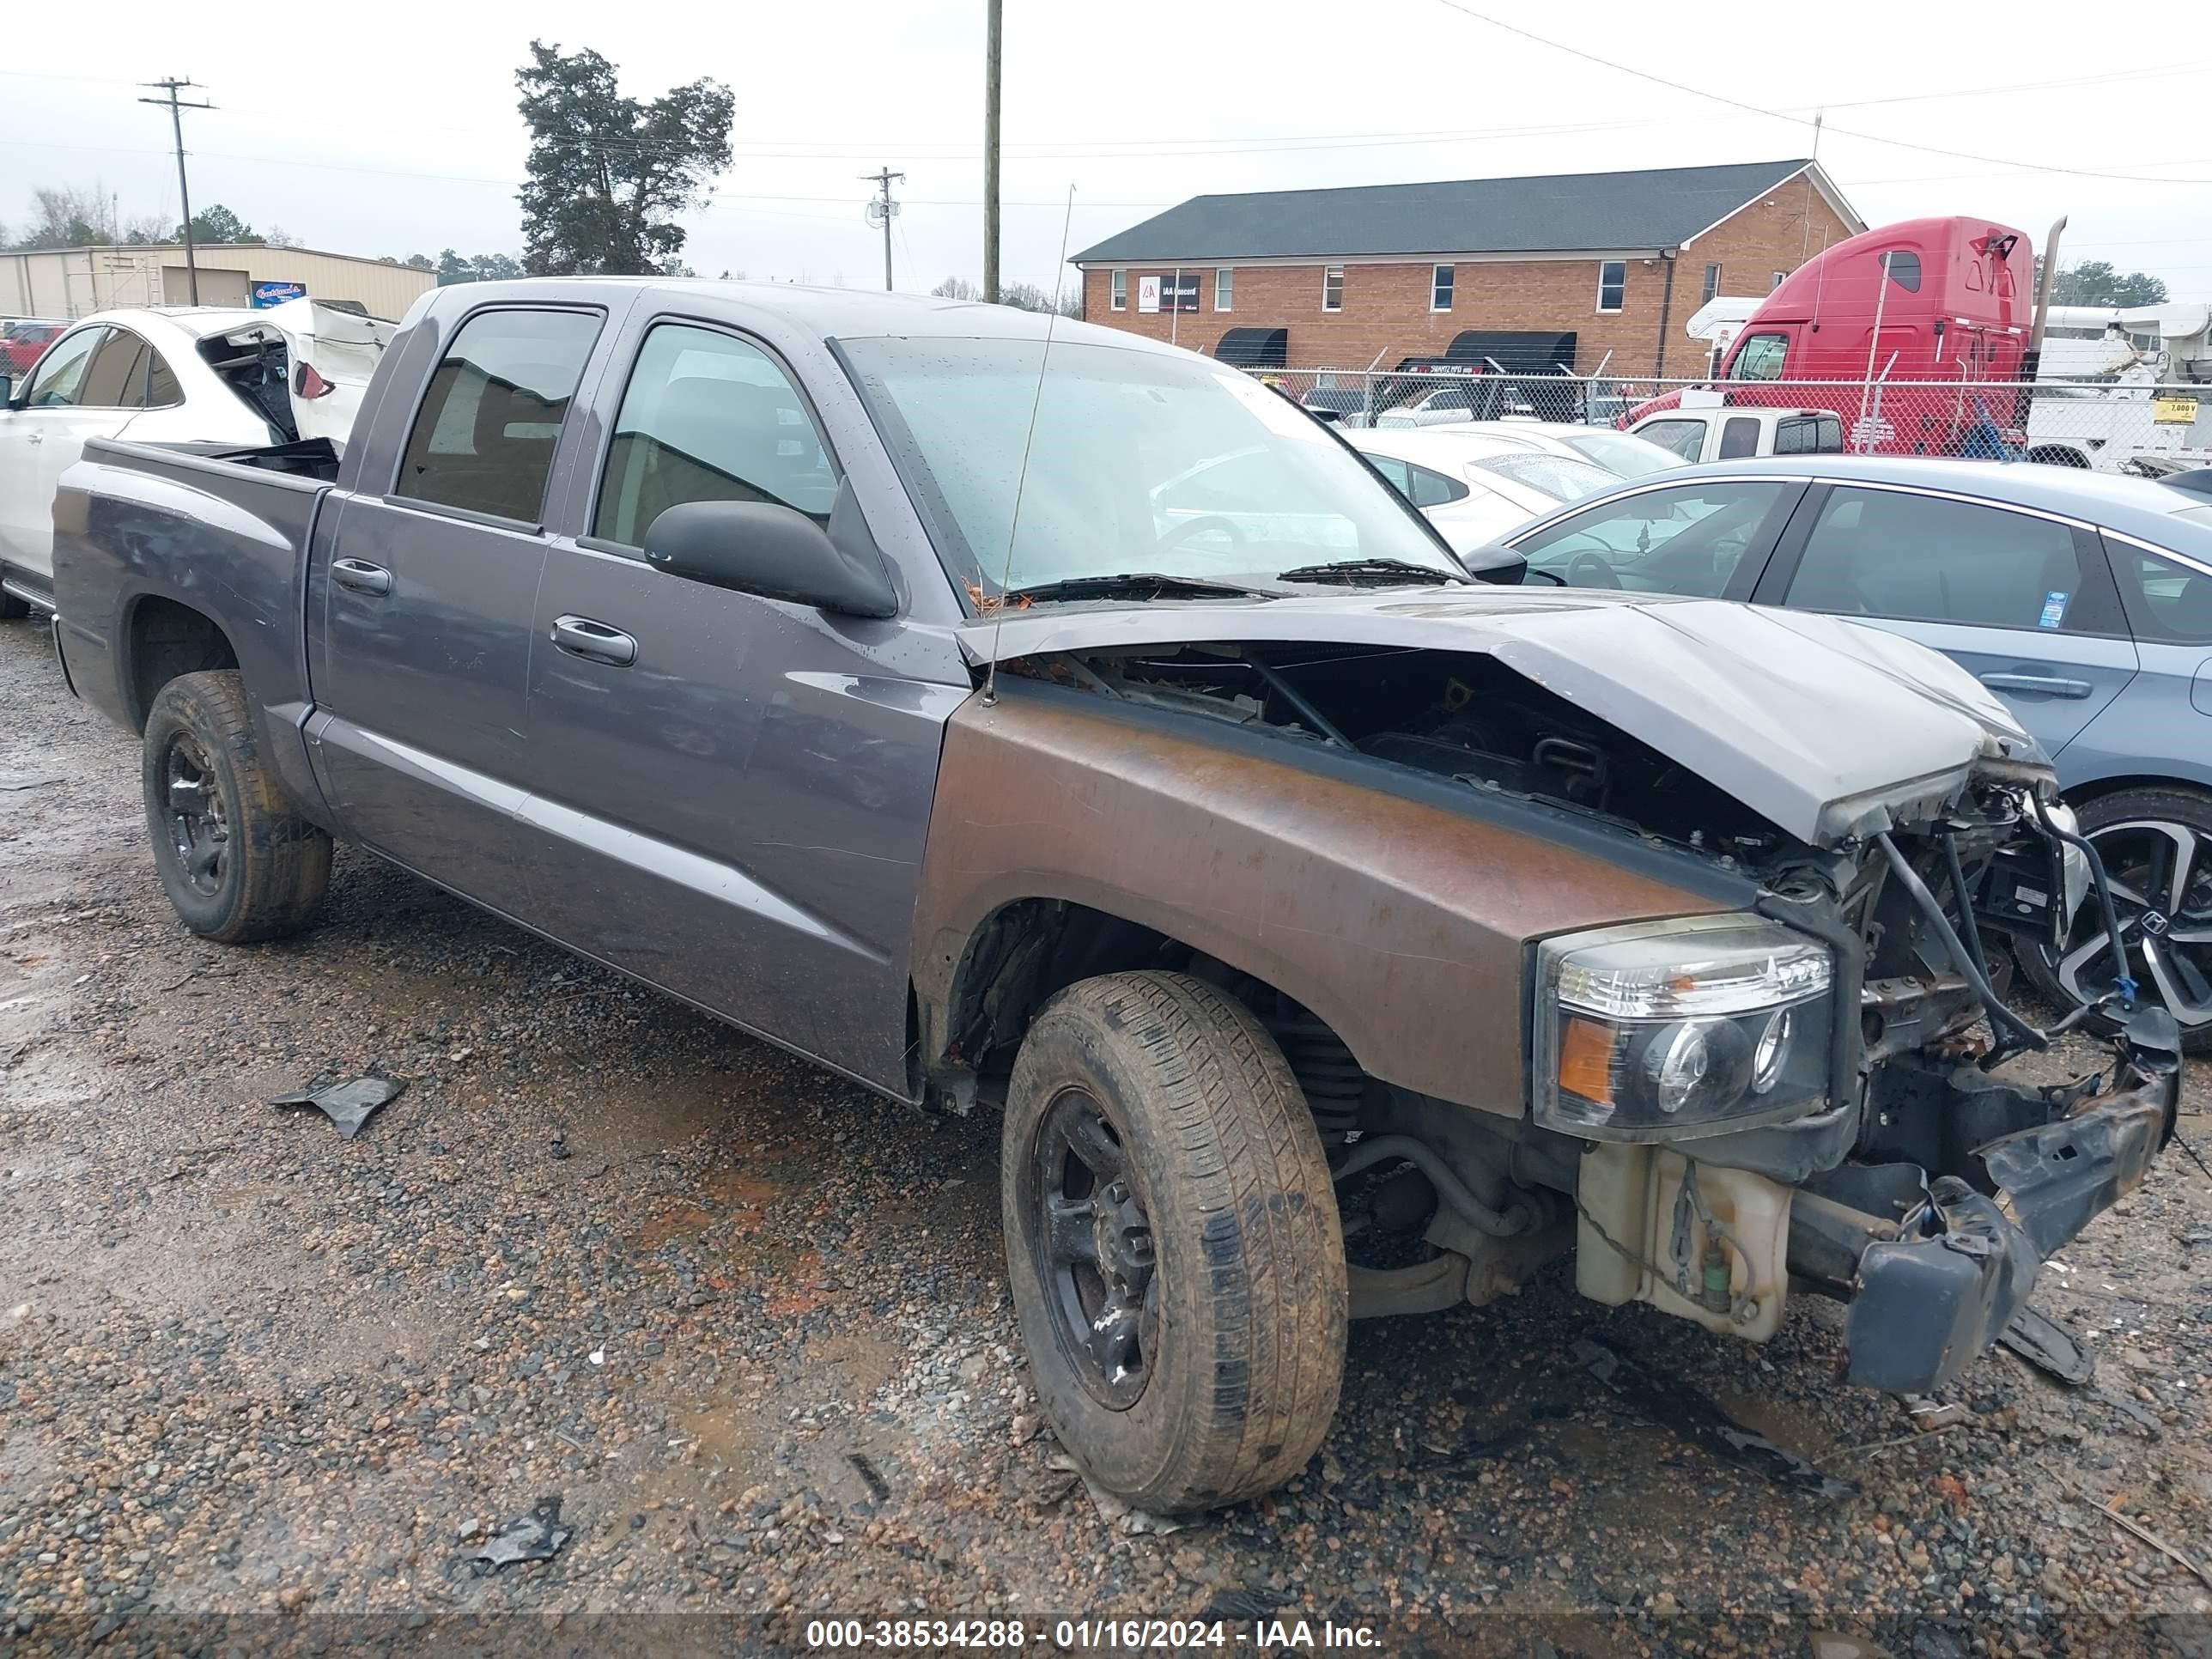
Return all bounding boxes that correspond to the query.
[1002,970,1346,1513]
[143,671,332,944]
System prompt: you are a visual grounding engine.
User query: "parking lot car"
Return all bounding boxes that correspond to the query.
[1626,399,1846,465]
[1,319,66,377]
[1420,418,1691,477]
[52,282,2179,1513]
[0,301,393,617]
[1499,455,2212,1046]
[1347,427,1619,552]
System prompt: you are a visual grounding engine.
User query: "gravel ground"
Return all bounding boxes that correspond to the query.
[4,617,2212,1659]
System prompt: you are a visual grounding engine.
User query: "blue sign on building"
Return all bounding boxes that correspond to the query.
[251,281,307,308]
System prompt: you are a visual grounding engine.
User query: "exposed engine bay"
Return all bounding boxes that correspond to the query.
[1005,638,2179,1393]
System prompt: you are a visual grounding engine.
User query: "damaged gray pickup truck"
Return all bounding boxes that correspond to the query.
[50,281,2180,1514]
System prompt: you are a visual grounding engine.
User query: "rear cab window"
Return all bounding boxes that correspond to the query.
[394,308,604,525]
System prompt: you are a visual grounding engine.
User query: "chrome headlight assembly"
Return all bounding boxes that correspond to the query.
[1534,916,1834,1140]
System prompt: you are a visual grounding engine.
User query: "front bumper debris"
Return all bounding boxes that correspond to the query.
[1800,1009,2181,1395]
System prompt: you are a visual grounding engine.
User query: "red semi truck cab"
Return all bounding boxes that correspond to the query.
[1624,216,2039,455]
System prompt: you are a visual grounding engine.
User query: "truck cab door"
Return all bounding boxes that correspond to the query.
[1761,483,2136,757]
[514,317,966,1092]
[306,304,610,919]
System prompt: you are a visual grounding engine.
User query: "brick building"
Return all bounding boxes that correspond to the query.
[1073,159,1861,377]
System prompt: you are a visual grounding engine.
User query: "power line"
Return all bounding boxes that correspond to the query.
[1426,0,2212,185]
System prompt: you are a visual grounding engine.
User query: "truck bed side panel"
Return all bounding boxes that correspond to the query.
[52,440,333,827]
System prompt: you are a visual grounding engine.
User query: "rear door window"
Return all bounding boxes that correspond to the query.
[395,308,603,524]
[1785,487,2091,629]
[1717,416,1763,459]
[79,330,153,409]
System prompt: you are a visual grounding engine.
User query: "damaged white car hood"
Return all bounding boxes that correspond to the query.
[957,587,2045,847]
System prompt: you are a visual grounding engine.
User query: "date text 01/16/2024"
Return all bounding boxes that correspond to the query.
[803,1618,1384,1650]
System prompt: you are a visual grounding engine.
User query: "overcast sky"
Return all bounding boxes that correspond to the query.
[4,0,2209,302]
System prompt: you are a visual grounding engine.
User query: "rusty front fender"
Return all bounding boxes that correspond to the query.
[910,680,1753,1116]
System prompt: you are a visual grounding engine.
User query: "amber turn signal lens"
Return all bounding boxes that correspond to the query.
[1558,1014,1616,1105]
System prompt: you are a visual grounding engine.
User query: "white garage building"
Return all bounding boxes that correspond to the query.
[1,243,437,322]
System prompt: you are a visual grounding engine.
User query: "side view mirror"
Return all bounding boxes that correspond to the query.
[1456,543,1529,586]
[641,499,897,619]
[0,374,14,409]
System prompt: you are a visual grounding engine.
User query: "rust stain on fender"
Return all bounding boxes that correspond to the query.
[912,684,1747,1116]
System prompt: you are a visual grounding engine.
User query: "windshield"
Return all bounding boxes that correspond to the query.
[840,337,1461,599]
[1468,451,1620,503]
[1558,429,1687,477]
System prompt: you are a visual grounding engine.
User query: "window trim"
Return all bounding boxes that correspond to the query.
[380,301,609,533]
[1322,266,1345,313]
[1431,263,1455,313]
[1213,267,1232,313]
[1595,260,1626,314]
[1701,262,1722,306]
[577,311,845,561]
[1110,269,1127,311]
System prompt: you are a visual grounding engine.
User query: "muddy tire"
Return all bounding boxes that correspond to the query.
[143,671,331,944]
[2021,785,2212,1053]
[1002,970,1346,1513]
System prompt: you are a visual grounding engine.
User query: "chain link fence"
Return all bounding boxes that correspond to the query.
[1247,366,2212,477]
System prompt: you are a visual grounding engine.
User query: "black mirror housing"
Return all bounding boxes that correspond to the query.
[0,374,14,409]
[641,499,897,618]
[1458,543,1528,586]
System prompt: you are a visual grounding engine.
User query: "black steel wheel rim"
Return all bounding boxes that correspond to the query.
[2052,817,2212,1032]
[1027,1087,1158,1411]
[162,732,229,899]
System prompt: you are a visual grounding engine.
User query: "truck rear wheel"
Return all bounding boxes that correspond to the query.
[143,671,331,944]
[1002,970,1346,1513]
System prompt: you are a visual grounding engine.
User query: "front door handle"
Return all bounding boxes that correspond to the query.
[24,430,43,445]
[550,614,638,667]
[330,557,392,598]
[1979,672,2093,699]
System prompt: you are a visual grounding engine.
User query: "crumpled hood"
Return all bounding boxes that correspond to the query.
[958,587,2047,846]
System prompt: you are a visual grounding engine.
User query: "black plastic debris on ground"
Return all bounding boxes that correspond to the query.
[1999,1304,2095,1386]
[270,1076,404,1140]
[470,1497,573,1571]
[1573,1338,1857,1498]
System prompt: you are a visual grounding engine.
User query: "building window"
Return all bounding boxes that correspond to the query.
[1771,270,1787,290]
[1701,262,1722,305]
[1109,270,1127,311]
[1596,260,1626,313]
[1431,264,1455,312]
[1322,266,1344,312]
[1214,267,1232,312]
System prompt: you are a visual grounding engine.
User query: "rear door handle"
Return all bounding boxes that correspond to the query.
[1979,672,2093,699]
[550,614,638,667]
[330,558,392,598]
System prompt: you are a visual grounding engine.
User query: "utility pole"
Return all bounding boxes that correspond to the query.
[139,77,213,305]
[983,0,1002,303]
[862,167,905,292]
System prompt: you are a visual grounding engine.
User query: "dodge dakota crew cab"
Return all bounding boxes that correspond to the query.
[50,280,2179,1514]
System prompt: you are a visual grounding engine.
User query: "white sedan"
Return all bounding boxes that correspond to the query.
[1428,419,1690,478]
[1346,428,1622,556]
[0,301,391,617]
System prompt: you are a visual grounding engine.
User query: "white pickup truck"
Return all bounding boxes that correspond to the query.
[1627,393,1845,465]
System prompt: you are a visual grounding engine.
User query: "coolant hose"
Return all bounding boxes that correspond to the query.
[1876,833,2047,1053]
[1330,1134,1533,1237]
[2031,793,2136,1008]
